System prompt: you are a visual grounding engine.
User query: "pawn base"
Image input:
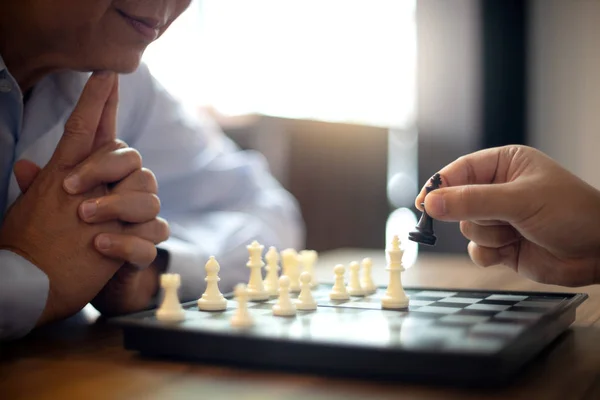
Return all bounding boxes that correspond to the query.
[156,308,185,322]
[347,287,365,297]
[273,304,297,316]
[247,289,270,302]
[296,300,317,310]
[381,296,410,310]
[329,291,350,301]
[198,298,228,311]
[230,316,254,328]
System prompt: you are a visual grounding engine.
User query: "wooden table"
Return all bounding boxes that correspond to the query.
[2,250,600,400]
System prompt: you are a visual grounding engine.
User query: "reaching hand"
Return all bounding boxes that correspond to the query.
[0,72,124,325]
[415,145,600,287]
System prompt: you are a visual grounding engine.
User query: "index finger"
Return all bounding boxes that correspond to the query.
[93,75,119,150]
[415,147,505,209]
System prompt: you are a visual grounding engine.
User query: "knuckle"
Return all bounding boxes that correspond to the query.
[459,220,471,238]
[139,168,158,193]
[155,218,170,242]
[64,115,89,136]
[125,148,143,169]
[147,194,161,215]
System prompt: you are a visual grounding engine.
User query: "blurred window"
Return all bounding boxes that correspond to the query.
[143,0,416,128]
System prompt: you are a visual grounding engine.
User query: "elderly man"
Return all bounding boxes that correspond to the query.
[0,1,303,339]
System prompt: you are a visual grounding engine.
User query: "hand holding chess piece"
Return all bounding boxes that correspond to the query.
[415,145,600,287]
[409,173,442,246]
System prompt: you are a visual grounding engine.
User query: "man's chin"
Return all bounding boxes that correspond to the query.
[88,52,144,74]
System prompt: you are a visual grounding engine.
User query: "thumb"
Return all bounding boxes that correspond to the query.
[14,159,42,193]
[424,183,529,222]
[50,71,117,168]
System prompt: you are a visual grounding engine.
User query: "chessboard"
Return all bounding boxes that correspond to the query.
[113,284,587,387]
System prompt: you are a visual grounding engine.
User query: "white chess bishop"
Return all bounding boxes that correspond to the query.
[347,261,365,296]
[381,235,409,309]
[197,257,228,311]
[156,273,185,322]
[246,241,269,301]
[361,258,377,295]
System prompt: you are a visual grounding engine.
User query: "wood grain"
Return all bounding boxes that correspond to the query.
[2,251,600,400]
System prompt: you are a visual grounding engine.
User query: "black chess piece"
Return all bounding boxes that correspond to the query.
[409,173,442,246]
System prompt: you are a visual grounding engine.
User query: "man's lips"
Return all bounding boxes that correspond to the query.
[117,9,163,41]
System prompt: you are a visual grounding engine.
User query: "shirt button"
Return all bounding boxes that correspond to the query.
[0,79,12,93]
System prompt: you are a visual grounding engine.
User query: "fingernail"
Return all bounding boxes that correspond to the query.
[426,193,446,216]
[63,174,79,193]
[97,235,111,251]
[81,200,97,219]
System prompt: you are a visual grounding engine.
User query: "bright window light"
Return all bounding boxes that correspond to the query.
[143,0,416,128]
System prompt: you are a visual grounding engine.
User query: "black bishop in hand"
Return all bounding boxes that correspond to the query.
[409,173,442,246]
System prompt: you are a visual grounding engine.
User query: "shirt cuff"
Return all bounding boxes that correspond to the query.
[0,250,49,340]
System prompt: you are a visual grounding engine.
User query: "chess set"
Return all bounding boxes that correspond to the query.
[113,175,588,387]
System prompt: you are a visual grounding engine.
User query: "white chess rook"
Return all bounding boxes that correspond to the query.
[156,273,185,322]
[299,249,318,288]
[246,241,269,301]
[280,248,301,293]
[263,246,280,297]
[361,258,377,295]
[381,235,409,309]
[273,275,297,316]
[198,256,228,311]
[347,261,365,296]
[230,284,254,328]
[329,264,350,300]
[296,272,317,310]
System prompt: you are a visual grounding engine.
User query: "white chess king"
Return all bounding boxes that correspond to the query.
[156,273,185,322]
[381,235,409,309]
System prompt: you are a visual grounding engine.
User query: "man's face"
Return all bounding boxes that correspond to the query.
[12,0,191,73]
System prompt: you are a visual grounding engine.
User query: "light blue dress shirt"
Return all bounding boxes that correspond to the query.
[0,56,304,339]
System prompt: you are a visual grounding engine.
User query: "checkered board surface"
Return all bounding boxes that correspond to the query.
[115,285,587,386]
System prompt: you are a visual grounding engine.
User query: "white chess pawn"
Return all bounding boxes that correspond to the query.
[329,264,350,300]
[360,257,377,295]
[347,261,365,296]
[230,284,254,328]
[299,249,318,288]
[273,276,297,316]
[263,246,280,297]
[296,272,317,310]
[246,241,269,301]
[156,274,185,322]
[198,256,228,311]
[381,235,409,309]
[280,249,301,293]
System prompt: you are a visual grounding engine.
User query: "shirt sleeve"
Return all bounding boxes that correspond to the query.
[0,250,49,340]
[117,64,305,301]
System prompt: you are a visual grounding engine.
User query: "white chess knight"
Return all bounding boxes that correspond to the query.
[230,284,254,328]
[197,256,228,311]
[299,250,318,288]
[273,275,297,316]
[296,272,317,310]
[280,248,301,293]
[156,273,186,322]
[246,241,269,301]
[263,246,280,297]
[347,261,365,296]
[360,258,377,295]
[381,235,409,309]
[329,264,350,300]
